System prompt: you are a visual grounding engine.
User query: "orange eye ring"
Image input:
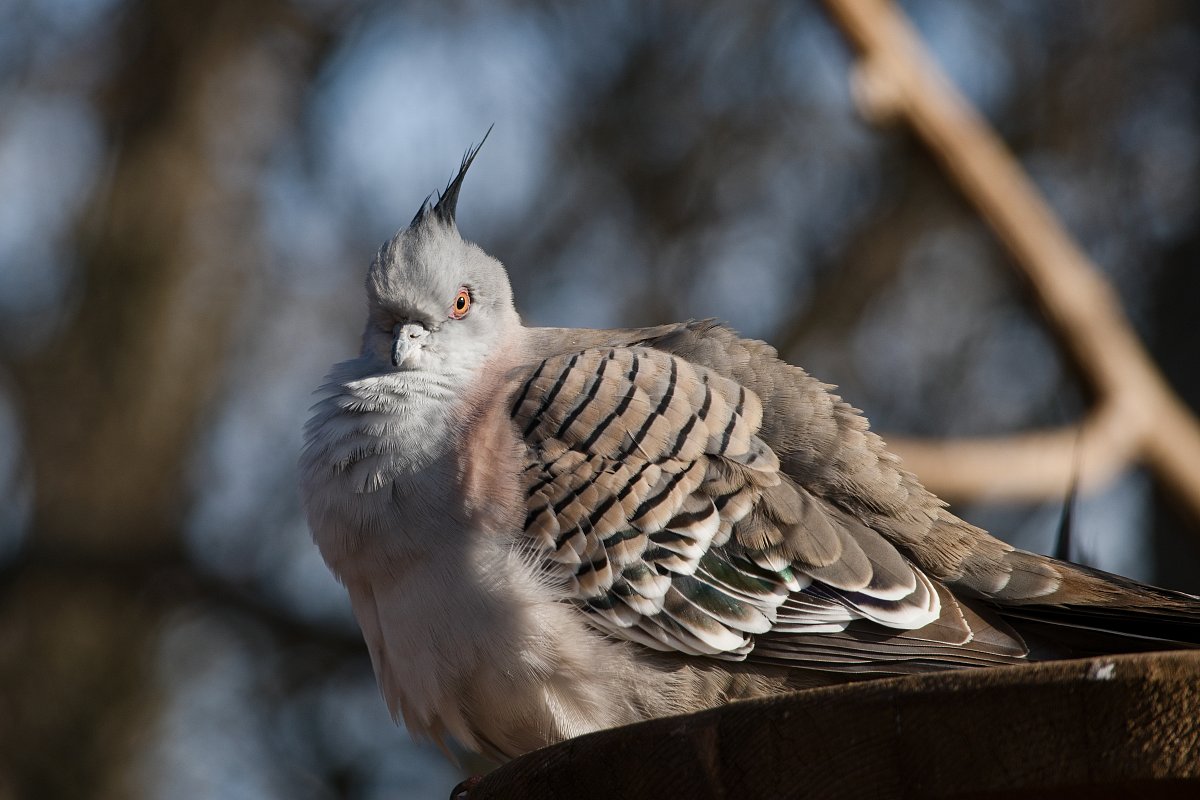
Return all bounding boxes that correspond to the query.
[450,287,471,319]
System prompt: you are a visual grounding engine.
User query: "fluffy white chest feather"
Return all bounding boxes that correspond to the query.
[299,357,648,757]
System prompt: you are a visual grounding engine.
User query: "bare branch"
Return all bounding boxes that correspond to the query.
[822,0,1200,521]
[881,400,1137,503]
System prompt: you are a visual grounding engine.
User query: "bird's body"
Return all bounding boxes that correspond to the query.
[300,144,1200,761]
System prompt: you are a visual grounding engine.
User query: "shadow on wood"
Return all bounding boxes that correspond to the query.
[471,651,1200,799]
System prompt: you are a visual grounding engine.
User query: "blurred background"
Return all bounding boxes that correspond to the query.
[1,0,1199,797]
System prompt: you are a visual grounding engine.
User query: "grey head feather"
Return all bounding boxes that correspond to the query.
[409,125,494,228]
[363,131,518,379]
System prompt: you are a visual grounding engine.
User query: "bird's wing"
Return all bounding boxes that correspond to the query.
[524,321,1067,606]
[509,345,1027,669]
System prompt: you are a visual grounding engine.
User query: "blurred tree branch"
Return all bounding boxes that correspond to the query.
[9,0,328,554]
[823,0,1200,523]
[0,1,346,796]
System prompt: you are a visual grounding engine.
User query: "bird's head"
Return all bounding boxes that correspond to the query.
[361,131,519,378]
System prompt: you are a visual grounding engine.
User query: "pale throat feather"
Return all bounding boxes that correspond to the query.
[302,339,528,559]
[300,360,469,567]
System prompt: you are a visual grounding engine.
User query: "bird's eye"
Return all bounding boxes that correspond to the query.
[450,287,471,319]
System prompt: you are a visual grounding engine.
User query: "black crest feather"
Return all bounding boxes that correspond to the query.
[410,125,493,228]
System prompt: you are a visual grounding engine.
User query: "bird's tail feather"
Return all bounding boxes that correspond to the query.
[997,557,1200,659]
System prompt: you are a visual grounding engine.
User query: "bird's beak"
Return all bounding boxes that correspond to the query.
[392,322,429,369]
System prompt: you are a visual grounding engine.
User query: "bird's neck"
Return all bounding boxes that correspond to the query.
[350,368,462,469]
[301,335,527,561]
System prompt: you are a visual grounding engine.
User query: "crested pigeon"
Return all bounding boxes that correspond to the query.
[300,139,1200,761]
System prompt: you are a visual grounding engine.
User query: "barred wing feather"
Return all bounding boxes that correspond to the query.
[509,346,997,669]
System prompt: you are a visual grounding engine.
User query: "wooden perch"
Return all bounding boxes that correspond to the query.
[821,0,1200,522]
[471,651,1200,799]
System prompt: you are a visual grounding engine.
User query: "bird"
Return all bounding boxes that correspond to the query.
[299,137,1200,762]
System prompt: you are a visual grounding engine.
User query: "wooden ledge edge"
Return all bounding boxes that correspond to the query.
[473,651,1200,799]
